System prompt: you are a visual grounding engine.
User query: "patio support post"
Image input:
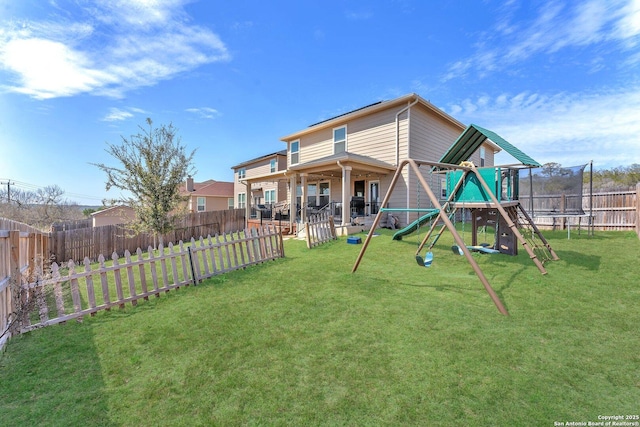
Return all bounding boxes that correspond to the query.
[300,173,308,224]
[244,180,251,229]
[341,165,352,225]
[289,174,296,232]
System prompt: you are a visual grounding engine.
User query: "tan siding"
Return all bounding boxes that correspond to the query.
[92,207,136,227]
[277,156,287,171]
[299,129,333,164]
[245,159,272,178]
[347,109,400,164]
[191,196,232,212]
[233,177,247,207]
[294,107,408,166]
[409,105,463,162]
[277,181,288,203]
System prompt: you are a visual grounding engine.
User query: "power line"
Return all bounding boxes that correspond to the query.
[0,180,15,203]
[0,178,106,203]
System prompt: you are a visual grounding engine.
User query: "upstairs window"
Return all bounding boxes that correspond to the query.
[480,147,486,167]
[333,126,346,154]
[290,141,299,165]
[270,159,277,173]
[238,168,246,180]
[197,197,205,212]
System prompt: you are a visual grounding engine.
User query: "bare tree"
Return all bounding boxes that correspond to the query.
[92,118,196,246]
[0,185,83,230]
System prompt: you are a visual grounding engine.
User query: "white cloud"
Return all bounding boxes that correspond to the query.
[102,107,143,121]
[185,107,219,119]
[448,87,640,168]
[444,0,640,81]
[0,0,230,99]
[344,10,373,20]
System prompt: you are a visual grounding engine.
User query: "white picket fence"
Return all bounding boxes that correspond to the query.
[305,212,337,248]
[19,226,284,332]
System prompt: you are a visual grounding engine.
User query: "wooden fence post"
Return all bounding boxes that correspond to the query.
[636,183,640,239]
[8,230,20,336]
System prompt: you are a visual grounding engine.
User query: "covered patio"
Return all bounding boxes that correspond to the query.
[241,152,396,234]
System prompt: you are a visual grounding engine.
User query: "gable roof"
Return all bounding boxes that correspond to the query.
[231,150,287,169]
[90,205,134,217]
[439,124,541,167]
[280,93,465,141]
[307,101,383,127]
[183,180,234,197]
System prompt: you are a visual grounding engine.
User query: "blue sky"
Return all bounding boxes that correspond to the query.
[1,0,639,205]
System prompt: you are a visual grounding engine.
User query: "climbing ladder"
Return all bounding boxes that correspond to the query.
[511,204,559,264]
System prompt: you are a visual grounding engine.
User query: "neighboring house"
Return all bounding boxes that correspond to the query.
[237,93,501,230]
[91,205,136,227]
[231,150,288,215]
[182,177,234,213]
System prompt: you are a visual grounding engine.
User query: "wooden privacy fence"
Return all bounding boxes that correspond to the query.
[523,187,638,232]
[19,225,284,333]
[50,209,246,263]
[0,219,49,350]
[305,212,337,248]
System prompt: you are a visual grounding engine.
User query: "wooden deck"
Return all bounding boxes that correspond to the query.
[248,219,297,236]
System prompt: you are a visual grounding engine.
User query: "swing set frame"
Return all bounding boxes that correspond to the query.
[352,158,559,316]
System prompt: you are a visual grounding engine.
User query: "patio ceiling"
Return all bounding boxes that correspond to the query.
[288,152,396,179]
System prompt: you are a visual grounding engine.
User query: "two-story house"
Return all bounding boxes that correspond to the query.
[235,93,501,234]
[231,150,288,218]
[182,177,234,213]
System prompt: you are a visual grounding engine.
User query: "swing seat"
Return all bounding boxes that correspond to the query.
[415,251,434,267]
[423,251,433,267]
[468,245,500,254]
[452,244,500,255]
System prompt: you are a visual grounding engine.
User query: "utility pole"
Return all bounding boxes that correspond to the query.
[0,180,14,203]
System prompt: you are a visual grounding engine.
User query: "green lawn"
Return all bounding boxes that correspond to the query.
[1,229,639,426]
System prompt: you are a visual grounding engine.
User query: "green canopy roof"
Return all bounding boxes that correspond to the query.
[438,124,541,167]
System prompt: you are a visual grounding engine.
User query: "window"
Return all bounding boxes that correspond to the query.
[319,182,330,207]
[290,141,299,165]
[197,197,205,212]
[307,183,317,207]
[306,182,330,207]
[265,189,275,205]
[480,147,486,167]
[333,126,346,154]
[270,159,277,173]
[238,168,246,180]
[228,198,234,210]
[238,193,246,209]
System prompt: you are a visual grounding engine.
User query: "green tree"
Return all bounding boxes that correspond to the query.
[92,118,196,246]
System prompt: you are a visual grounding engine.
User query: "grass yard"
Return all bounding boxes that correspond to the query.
[1,228,639,426]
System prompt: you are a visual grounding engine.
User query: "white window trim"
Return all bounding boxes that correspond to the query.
[238,168,246,180]
[290,140,300,165]
[270,159,277,173]
[197,197,206,212]
[333,126,347,154]
[307,181,331,207]
[265,189,276,204]
[238,192,246,209]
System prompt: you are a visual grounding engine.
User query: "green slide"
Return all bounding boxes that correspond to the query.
[392,210,440,240]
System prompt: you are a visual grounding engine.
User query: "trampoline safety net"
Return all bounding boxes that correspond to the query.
[519,164,587,215]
